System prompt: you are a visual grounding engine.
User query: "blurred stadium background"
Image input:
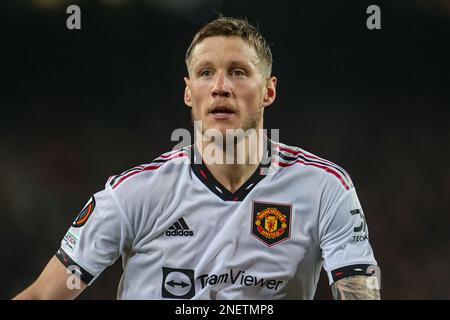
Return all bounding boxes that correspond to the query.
[0,0,449,299]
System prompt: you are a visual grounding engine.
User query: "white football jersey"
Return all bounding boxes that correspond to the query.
[58,140,378,299]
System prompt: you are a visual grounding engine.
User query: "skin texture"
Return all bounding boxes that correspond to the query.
[331,275,381,300]
[184,36,277,192]
[13,256,87,300]
[185,36,277,134]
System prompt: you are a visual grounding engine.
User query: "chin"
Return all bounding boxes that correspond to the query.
[204,125,231,136]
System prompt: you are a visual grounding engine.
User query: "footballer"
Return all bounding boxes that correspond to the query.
[15,16,380,300]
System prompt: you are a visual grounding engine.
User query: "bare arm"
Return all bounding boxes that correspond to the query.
[13,256,87,300]
[331,275,381,300]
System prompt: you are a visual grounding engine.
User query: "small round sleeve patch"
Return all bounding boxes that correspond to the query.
[72,196,96,228]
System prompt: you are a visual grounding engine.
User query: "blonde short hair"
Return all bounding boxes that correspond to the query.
[185,16,273,78]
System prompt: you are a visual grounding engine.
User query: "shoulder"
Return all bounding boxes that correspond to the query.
[97,146,192,227]
[272,141,354,192]
[107,146,192,192]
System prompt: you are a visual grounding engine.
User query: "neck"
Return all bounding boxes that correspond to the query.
[195,129,265,193]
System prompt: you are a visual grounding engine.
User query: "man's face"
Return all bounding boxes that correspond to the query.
[184,36,277,135]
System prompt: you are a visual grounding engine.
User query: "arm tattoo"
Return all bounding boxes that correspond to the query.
[331,275,381,300]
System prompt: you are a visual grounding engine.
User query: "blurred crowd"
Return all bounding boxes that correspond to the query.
[1,93,449,299]
[1,0,449,299]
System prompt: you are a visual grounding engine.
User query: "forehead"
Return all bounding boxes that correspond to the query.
[190,36,259,68]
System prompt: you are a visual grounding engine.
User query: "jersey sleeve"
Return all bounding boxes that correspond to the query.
[57,183,134,285]
[319,181,378,285]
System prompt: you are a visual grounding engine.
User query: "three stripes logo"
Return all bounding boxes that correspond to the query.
[166,217,194,237]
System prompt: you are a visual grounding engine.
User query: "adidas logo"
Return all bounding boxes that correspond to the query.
[166,217,194,237]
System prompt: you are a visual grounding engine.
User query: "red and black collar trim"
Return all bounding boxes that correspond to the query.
[190,140,273,202]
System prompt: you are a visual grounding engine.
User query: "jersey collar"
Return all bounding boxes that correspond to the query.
[190,139,273,202]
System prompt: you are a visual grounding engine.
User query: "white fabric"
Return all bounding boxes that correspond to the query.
[60,142,377,299]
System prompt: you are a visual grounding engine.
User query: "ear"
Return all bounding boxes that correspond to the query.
[184,77,193,107]
[262,76,277,107]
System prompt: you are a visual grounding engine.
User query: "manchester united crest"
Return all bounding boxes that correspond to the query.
[251,201,292,246]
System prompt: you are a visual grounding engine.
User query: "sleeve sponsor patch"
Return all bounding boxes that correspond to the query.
[72,196,96,228]
[63,231,79,251]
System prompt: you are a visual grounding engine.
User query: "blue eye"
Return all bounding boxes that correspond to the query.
[230,69,245,77]
[200,70,213,77]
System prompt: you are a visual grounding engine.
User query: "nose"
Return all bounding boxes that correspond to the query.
[211,71,231,98]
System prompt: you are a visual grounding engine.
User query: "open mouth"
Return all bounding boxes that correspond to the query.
[210,106,234,115]
[209,106,235,120]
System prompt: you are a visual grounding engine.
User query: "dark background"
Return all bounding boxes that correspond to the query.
[1,0,449,299]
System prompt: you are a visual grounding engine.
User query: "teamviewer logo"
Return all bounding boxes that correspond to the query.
[162,267,195,299]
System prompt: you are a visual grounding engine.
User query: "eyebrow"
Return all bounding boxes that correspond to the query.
[193,61,213,70]
[193,60,254,71]
[228,60,253,68]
